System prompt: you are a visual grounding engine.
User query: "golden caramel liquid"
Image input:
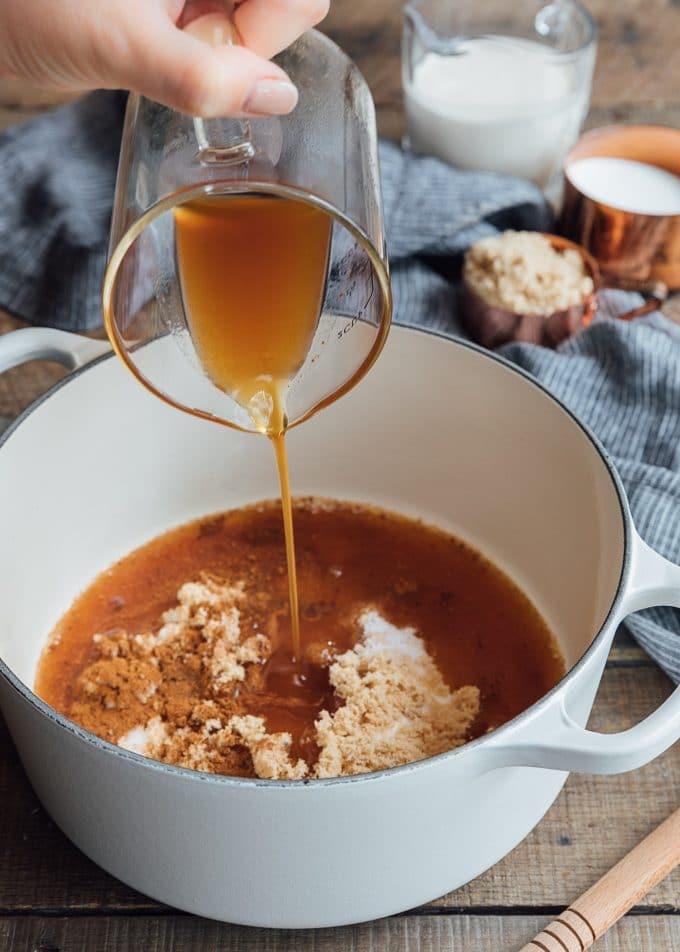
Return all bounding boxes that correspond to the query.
[175,193,332,659]
[174,194,331,429]
[36,500,565,772]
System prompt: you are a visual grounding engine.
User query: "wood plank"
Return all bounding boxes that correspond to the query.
[608,628,650,665]
[0,106,49,132]
[1,0,679,135]
[1,665,677,914]
[434,662,680,912]
[2,914,680,951]
[585,0,680,109]
[0,78,75,110]
[0,313,105,424]
[586,103,680,132]
[323,0,680,111]
[0,79,75,132]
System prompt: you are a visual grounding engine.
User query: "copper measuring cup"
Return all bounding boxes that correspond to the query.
[460,229,668,350]
[461,234,600,349]
[560,125,680,292]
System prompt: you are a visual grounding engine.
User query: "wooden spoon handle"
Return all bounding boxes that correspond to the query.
[520,807,680,951]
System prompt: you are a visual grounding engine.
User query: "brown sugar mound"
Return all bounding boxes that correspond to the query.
[68,577,480,780]
[314,610,480,778]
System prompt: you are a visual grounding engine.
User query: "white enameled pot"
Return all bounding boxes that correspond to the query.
[1,325,679,928]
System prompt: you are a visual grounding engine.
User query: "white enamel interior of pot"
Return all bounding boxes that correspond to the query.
[0,327,625,688]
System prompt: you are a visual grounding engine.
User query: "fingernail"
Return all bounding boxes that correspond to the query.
[184,13,236,46]
[244,79,298,116]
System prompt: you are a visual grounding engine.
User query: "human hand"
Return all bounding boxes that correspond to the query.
[0,0,329,117]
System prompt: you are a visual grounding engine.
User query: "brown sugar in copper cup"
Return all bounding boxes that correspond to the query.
[560,125,680,290]
[461,234,600,350]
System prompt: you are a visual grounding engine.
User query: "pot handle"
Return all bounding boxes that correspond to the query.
[0,327,111,376]
[484,533,680,775]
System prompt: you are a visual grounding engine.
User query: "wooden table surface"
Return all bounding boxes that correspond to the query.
[1,1,679,949]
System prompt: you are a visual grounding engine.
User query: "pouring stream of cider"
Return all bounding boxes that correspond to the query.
[175,194,332,661]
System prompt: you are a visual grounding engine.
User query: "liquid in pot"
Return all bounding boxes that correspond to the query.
[36,499,565,779]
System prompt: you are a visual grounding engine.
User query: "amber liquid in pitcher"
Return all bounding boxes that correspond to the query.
[175,193,332,661]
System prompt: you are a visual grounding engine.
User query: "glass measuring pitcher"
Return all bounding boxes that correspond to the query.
[103,29,392,436]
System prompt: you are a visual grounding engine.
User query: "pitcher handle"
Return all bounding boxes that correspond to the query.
[0,328,111,376]
[485,532,680,775]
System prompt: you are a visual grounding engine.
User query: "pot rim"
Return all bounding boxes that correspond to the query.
[0,324,631,789]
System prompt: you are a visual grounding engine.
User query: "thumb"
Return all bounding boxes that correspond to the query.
[116,17,298,118]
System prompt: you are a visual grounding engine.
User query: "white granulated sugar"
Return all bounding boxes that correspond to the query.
[567,157,680,216]
[118,725,149,754]
[358,609,427,659]
[119,716,168,755]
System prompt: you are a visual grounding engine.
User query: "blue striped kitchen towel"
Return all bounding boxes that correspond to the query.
[501,303,680,683]
[0,94,678,681]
